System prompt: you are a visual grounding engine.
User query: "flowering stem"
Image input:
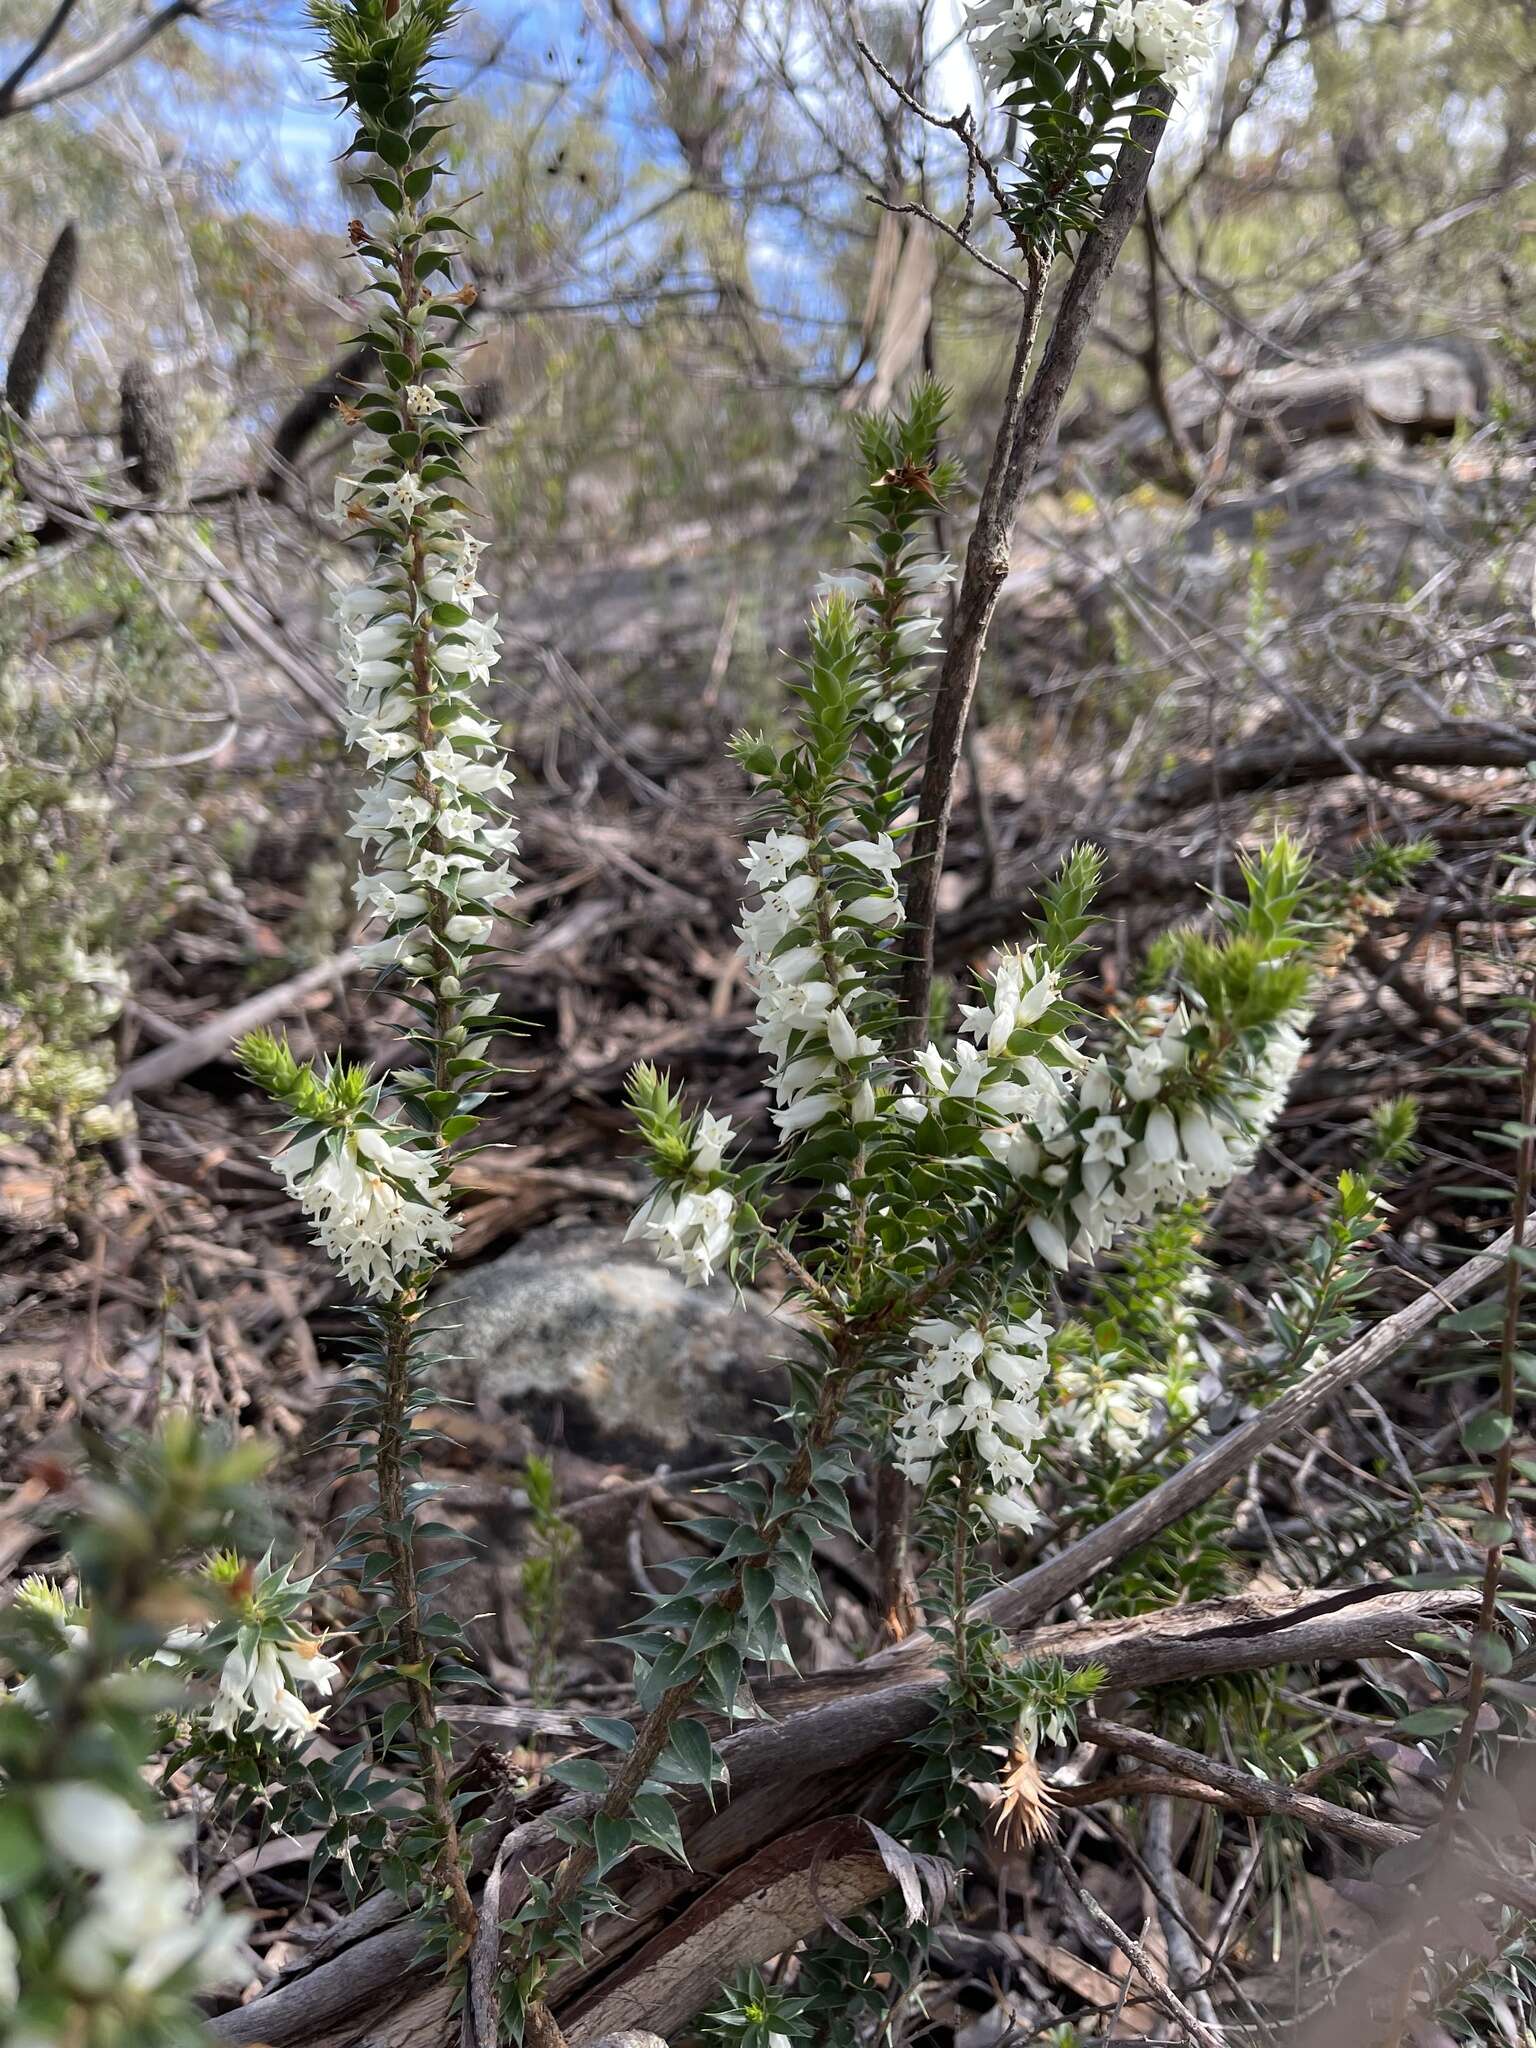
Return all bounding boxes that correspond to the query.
[516,1333,865,2021]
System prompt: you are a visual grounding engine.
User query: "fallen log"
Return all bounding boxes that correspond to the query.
[1137,720,1536,815]
[208,1582,1484,2048]
[208,1226,1531,2046]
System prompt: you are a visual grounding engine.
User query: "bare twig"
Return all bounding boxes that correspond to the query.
[109,950,362,1102]
[0,0,205,117]
[1048,1842,1227,2048]
[896,91,1175,1041]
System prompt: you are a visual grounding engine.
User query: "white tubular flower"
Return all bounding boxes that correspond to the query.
[690,1108,736,1175]
[814,550,953,685]
[734,821,887,1147]
[1058,998,1310,1263]
[893,1310,1053,1531]
[1103,0,1217,89]
[920,938,1310,1279]
[960,945,1061,1051]
[38,1787,247,1998]
[275,1118,456,1301]
[36,1783,146,1873]
[209,1637,334,1746]
[1054,1356,1164,1459]
[967,0,1218,94]
[625,1183,737,1288]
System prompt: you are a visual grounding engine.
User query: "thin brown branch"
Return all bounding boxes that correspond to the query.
[0,0,203,117]
[1048,1843,1227,2048]
[1082,1717,1414,1852]
[896,91,1175,1042]
[1138,720,1536,814]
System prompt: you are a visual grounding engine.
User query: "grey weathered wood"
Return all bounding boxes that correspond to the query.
[110,948,360,1101]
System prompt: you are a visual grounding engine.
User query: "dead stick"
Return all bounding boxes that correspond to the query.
[971,1223,1531,1634]
[896,90,1173,1041]
[110,949,361,1101]
[1048,1842,1227,2048]
[1082,1718,1414,1852]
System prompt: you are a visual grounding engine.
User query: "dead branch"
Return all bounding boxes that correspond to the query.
[207,1583,1483,2048]
[110,950,361,1103]
[562,1819,908,2044]
[1139,721,1536,814]
[0,0,205,119]
[896,90,1176,1041]
[1048,1843,1226,2048]
[1081,1717,1413,1853]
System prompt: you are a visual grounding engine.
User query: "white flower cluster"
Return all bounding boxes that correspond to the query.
[738,827,900,1142]
[335,520,518,981]
[910,950,1307,1275]
[1054,1257,1208,1457]
[900,945,1079,1188]
[626,1109,739,1287]
[968,0,1219,94]
[1054,1002,1305,1264]
[207,1633,342,1745]
[277,1117,456,1300]
[0,1782,246,2018]
[892,1310,1053,1532]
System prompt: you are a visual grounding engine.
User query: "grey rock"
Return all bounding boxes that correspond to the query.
[434,1226,795,1464]
[1180,339,1489,445]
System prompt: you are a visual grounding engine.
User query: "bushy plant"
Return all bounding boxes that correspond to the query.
[7,5,1475,2045]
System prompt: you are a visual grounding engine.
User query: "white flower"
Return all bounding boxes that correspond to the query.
[1143,1107,1179,1165]
[740,831,810,891]
[42,1799,248,1999]
[403,383,444,415]
[626,1183,737,1287]
[376,471,427,519]
[212,1636,335,1745]
[37,1783,146,1873]
[894,1310,1052,1528]
[841,834,901,881]
[1179,1107,1229,1176]
[691,1109,735,1174]
[983,1122,1042,1178]
[1027,1213,1071,1271]
[277,1122,456,1301]
[826,1006,860,1062]
[967,0,1215,95]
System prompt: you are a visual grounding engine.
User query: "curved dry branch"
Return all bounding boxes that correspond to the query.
[208,1583,1493,2048]
[0,0,203,118]
[896,90,1176,1042]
